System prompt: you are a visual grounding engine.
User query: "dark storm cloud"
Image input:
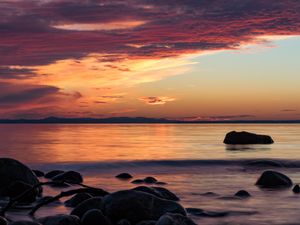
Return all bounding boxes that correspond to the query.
[0,0,299,67]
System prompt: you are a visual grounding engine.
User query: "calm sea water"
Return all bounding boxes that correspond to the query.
[1,124,300,224]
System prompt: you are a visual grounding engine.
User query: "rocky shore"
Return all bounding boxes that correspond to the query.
[0,156,299,225]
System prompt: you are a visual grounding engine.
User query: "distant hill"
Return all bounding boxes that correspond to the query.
[0,117,299,124]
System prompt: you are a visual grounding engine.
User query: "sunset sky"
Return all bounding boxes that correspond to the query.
[0,0,300,120]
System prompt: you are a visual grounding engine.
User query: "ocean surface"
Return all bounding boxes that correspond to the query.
[1,124,300,224]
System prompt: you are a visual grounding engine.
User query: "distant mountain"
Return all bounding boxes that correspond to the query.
[0,117,299,124]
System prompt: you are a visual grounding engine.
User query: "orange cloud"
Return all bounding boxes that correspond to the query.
[139,96,176,105]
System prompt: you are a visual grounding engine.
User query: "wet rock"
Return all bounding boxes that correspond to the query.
[0,217,7,225]
[81,209,111,225]
[103,190,186,224]
[156,213,196,225]
[132,186,179,201]
[234,190,251,198]
[246,160,283,168]
[65,193,93,207]
[186,208,228,217]
[293,184,300,193]
[131,179,144,184]
[4,181,38,203]
[143,177,157,184]
[156,182,167,185]
[117,219,131,225]
[52,171,83,184]
[32,170,44,177]
[44,170,64,179]
[38,214,80,225]
[256,170,292,188]
[10,221,41,225]
[71,197,104,219]
[116,173,133,179]
[224,131,274,144]
[0,158,41,197]
[136,220,156,225]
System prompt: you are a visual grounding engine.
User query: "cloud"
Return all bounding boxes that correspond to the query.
[139,96,176,105]
[178,115,256,121]
[0,66,37,79]
[281,109,297,112]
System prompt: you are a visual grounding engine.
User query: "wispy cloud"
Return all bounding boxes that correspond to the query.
[139,96,176,105]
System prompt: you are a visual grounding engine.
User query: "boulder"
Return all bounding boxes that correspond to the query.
[81,209,111,225]
[224,131,274,144]
[293,184,300,193]
[234,190,251,198]
[4,181,38,203]
[10,221,41,225]
[102,190,186,224]
[65,193,93,207]
[32,170,44,177]
[131,179,144,184]
[71,197,104,219]
[144,177,157,184]
[256,170,292,188]
[156,213,196,225]
[132,186,179,201]
[38,214,80,225]
[0,158,41,197]
[0,217,8,225]
[52,171,83,184]
[44,170,64,179]
[117,219,131,225]
[116,173,133,179]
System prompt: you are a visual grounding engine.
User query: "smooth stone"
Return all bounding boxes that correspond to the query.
[293,184,300,193]
[65,193,93,207]
[102,190,186,224]
[32,170,44,177]
[71,197,103,219]
[132,186,179,201]
[246,160,283,168]
[4,181,37,203]
[116,173,133,179]
[81,209,111,225]
[131,179,144,184]
[52,171,83,184]
[117,219,131,225]
[0,217,8,225]
[136,220,156,225]
[38,214,80,225]
[0,158,41,197]
[156,213,196,225]
[234,190,251,198]
[224,131,274,144]
[186,208,228,217]
[44,170,64,179]
[256,170,292,188]
[10,221,41,225]
[143,177,157,184]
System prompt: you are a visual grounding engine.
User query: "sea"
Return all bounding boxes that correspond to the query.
[1,124,300,225]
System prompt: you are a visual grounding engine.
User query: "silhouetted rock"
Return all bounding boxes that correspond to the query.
[52,171,83,184]
[71,197,104,219]
[131,179,144,184]
[38,214,80,225]
[224,131,274,144]
[65,193,93,207]
[0,158,41,198]
[156,182,168,185]
[117,219,131,225]
[144,177,157,184]
[186,208,228,217]
[293,184,300,193]
[234,190,251,198]
[116,173,133,179]
[156,213,196,225]
[256,170,292,188]
[37,196,61,206]
[102,190,186,224]
[0,217,8,225]
[136,220,156,225]
[45,170,64,179]
[10,221,41,225]
[4,181,38,203]
[246,160,283,167]
[81,209,111,225]
[132,186,179,201]
[32,169,44,177]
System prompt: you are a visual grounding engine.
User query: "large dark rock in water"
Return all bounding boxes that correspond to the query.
[132,186,180,201]
[224,131,274,144]
[102,190,186,224]
[156,213,196,225]
[4,181,38,203]
[65,193,93,207]
[0,158,41,197]
[81,209,111,225]
[256,170,292,188]
[52,171,83,184]
[38,214,80,225]
[71,197,104,219]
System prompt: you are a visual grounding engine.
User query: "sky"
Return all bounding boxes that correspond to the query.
[0,0,300,120]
